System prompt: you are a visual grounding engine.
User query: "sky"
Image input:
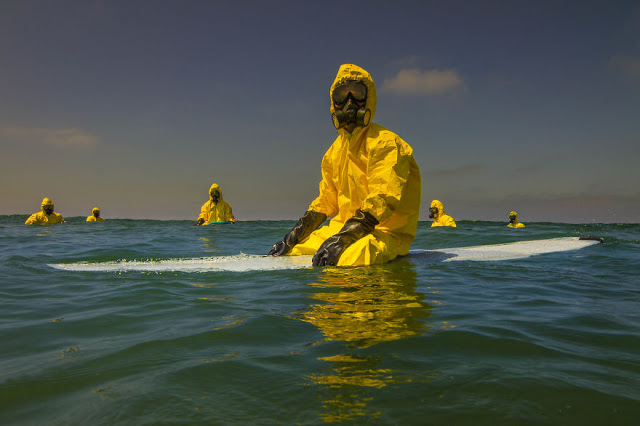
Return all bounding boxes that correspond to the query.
[1,0,639,223]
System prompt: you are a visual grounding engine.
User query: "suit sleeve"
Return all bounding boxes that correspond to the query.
[361,137,413,223]
[308,145,339,217]
[198,202,209,222]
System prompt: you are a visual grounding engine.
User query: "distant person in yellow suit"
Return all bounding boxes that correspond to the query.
[268,64,421,266]
[86,207,105,222]
[508,211,525,228]
[195,183,235,225]
[25,198,66,225]
[428,200,456,227]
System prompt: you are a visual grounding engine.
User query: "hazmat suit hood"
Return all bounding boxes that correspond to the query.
[41,198,53,212]
[208,183,224,203]
[430,200,445,220]
[508,211,525,228]
[92,207,100,214]
[330,64,377,135]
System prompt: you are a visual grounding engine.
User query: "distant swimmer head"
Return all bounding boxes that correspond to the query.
[41,198,54,215]
[429,200,445,219]
[209,183,222,203]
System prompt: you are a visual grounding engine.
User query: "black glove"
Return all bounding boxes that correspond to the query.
[312,209,379,266]
[268,210,327,256]
[195,218,205,226]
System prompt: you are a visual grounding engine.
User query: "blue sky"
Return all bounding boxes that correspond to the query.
[1,0,639,223]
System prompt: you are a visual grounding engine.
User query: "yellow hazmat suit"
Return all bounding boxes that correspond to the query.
[86,207,105,222]
[25,198,66,225]
[289,64,421,266]
[508,211,525,228]
[429,199,456,227]
[197,183,235,223]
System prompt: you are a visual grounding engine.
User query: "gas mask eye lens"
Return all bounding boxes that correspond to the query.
[332,80,367,106]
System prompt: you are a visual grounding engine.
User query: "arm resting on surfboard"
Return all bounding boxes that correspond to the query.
[268,211,327,256]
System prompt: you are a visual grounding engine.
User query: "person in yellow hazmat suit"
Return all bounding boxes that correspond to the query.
[428,199,456,227]
[25,198,66,225]
[508,211,525,228]
[268,64,421,267]
[195,183,235,225]
[86,207,105,222]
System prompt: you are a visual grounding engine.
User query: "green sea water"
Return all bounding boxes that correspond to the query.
[1,216,639,425]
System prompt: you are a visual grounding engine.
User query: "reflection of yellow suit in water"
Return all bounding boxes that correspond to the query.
[288,64,421,266]
[299,267,430,348]
[298,265,436,422]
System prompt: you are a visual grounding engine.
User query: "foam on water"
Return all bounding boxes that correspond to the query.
[49,253,314,272]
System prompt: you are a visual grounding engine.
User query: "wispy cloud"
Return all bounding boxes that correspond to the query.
[381,68,463,95]
[0,127,98,148]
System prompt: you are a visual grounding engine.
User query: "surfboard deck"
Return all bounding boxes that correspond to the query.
[49,237,602,273]
[409,236,601,262]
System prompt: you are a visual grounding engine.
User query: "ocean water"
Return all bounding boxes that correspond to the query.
[1,216,639,425]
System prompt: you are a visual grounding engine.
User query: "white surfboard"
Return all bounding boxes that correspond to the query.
[49,237,601,273]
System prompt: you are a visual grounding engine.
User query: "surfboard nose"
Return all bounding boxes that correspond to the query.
[579,236,605,243]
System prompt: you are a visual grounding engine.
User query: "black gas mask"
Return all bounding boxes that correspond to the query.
[43,205,54,215]
[429,207,439,219]
[210,190,220,203]
[509,214,516,223]
[331,80,371,131]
